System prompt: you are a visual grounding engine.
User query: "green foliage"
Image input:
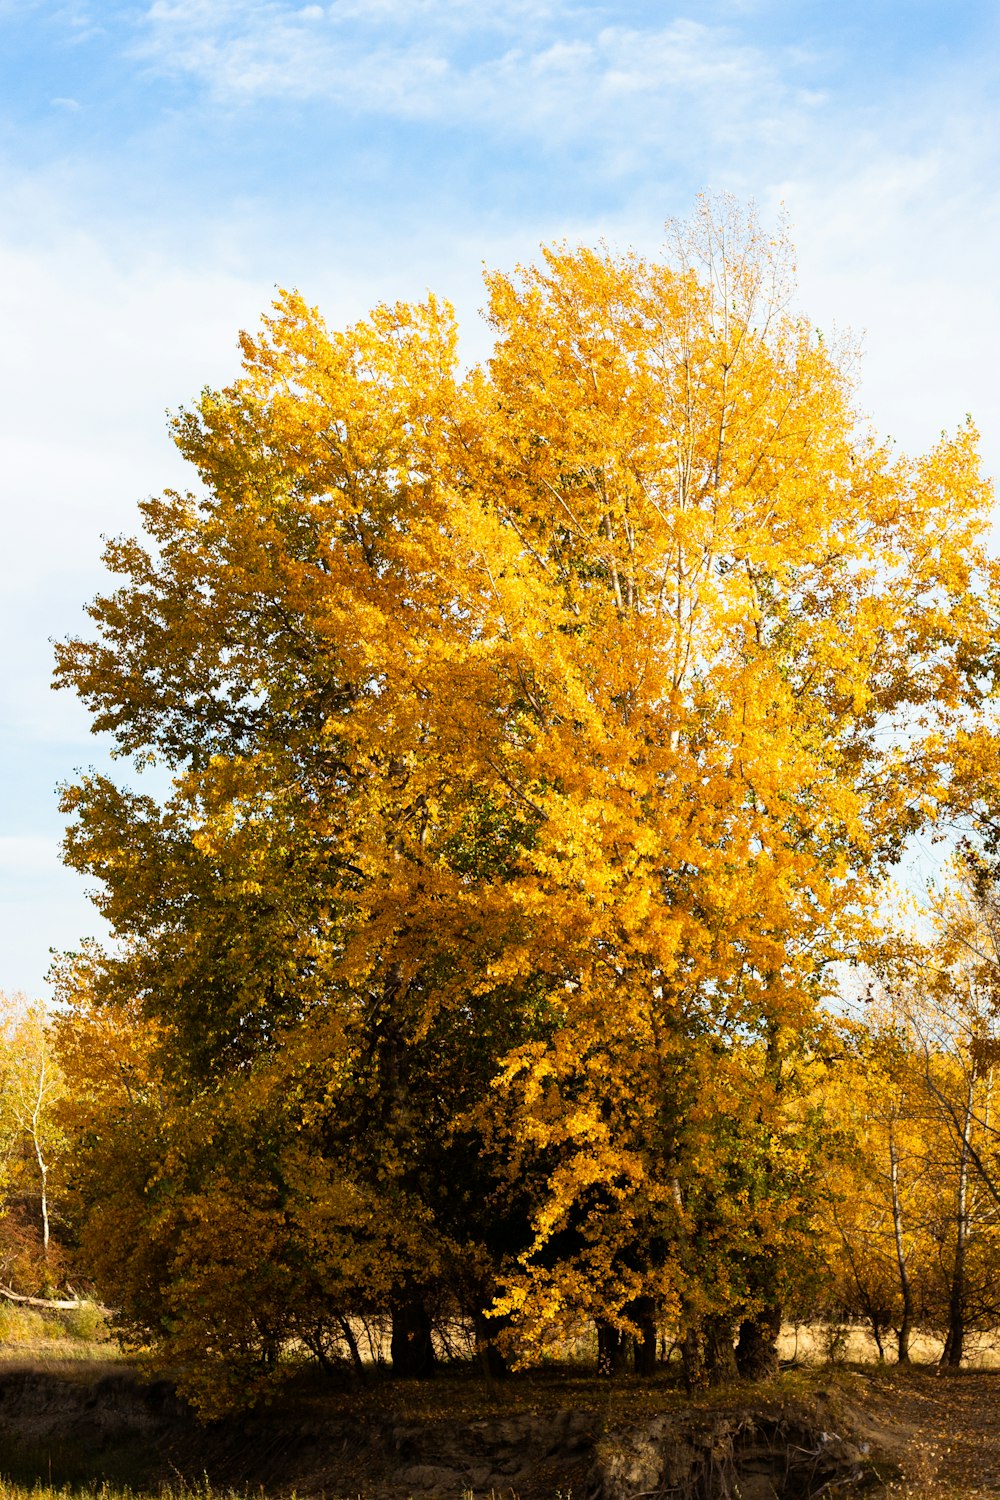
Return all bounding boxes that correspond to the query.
[60,1302,110,1343]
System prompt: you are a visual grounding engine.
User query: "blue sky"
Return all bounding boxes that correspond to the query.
[3,0,1000,995]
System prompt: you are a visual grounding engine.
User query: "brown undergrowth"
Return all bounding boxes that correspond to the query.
[0,1357,998,1497]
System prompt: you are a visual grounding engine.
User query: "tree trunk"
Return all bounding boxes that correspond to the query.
[896,1303,913,1366]
[38,1158,49,1263]
[596,1319,628,1376]
[889,1127,914,1365]
[942,1079,974,1369]
[628,1297,658,1377]
[704,1315,738,1385]
[0,1284,81,1310]
[390,1298,436,1377]
[336,1314,366,1378]
[471,1310,508,1380]
[734,1022,784,1384]
[943,1270,965,1369]
[735,1304,782,1381]
[28,1050,50,1264]
[681,1326,708,1392]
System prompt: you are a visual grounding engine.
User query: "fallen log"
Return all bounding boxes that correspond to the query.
[0,1284,81,1311]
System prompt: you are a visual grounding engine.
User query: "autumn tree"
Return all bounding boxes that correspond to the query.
[455,202,998,1375]
[54,198,1000,1409]
[0,993,67,1292]
[818,862,1000,1369]
[818,1014,940,1363]
[876,874,1000,1365]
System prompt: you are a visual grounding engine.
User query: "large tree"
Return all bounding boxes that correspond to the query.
[55,200,999,1407]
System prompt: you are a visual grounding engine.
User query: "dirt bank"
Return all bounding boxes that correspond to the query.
[0,1362,904,1498]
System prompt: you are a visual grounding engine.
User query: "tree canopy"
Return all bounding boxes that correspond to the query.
[53,199,1000,1410]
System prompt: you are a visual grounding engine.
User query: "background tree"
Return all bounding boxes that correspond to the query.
[0,992,67,1293]
[879,876,1000,1366]
[819,1016,939,1363]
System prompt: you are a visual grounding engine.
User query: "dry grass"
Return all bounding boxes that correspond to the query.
[0,1302,123,1367]
[779,1320,1000,1369]
[0,1486,248,1500]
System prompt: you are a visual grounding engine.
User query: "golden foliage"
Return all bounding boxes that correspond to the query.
[52,198,1000,1406]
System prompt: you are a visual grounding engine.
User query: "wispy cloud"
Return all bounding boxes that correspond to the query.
[134,0,808,158]
[777,124,1000,474]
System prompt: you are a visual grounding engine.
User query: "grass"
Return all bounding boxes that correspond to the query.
[0,1486,253,1500]
[0,1302,123,1367]
[778,1319,1000,1370]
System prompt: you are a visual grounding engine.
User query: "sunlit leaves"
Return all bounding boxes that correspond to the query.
[53,198,1000,1399]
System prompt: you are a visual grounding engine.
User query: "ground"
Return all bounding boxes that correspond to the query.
[856,1366,1000,1496]
[3,1329,1000,1497]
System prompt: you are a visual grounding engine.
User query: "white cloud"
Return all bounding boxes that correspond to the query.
[772,125,1000,483]
[133,0,795,155]
[0,171,551,749]
[0,204,270,744]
